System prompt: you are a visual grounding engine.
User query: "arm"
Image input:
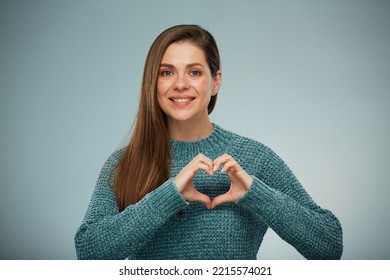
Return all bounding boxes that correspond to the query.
[237,149,343,260]
[237,177,343,259]
[211,149,343,259]
[74,150,188,260]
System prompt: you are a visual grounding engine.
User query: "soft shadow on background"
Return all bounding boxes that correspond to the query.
[1,0,389,259]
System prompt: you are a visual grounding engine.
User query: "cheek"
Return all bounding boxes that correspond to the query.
[198,79,214,95]
[156,91,165,109]
[156,84,169,112]
[157,79,171,96]
[156,80,164,96]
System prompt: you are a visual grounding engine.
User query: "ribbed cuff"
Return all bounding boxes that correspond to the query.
[236,176,279,216]
[142,178,189,219]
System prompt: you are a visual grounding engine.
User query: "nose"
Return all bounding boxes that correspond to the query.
[173,73,190,91]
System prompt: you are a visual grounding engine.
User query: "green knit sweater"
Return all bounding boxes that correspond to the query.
[75,124,343,259]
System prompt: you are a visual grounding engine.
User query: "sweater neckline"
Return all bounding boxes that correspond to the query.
[170,124,233,155]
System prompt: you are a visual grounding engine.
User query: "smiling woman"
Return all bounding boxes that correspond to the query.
[157,42,221,141]
[74,24,343,260]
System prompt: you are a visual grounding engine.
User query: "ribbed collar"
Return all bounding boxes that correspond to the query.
[170,124,233,159]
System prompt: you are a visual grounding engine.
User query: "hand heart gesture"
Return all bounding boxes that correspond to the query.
[173,153,253,209]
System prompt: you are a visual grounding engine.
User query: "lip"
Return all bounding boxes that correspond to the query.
[169,96,196,107]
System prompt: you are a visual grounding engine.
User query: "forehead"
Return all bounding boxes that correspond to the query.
[161,42,207,65]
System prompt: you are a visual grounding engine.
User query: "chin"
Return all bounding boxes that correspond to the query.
[169,116,193,122]
[166,112,197,123]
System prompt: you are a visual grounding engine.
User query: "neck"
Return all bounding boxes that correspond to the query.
[168,119,214,141]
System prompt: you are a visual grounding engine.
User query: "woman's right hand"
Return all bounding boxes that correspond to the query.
[174,154,213,208]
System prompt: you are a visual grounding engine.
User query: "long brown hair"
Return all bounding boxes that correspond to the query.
[114,25,221,211]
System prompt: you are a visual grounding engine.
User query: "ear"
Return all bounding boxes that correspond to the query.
[212,70,222,96]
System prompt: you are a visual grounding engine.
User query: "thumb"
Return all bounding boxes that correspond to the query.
[192,191,212,209]
[210,192,234,209]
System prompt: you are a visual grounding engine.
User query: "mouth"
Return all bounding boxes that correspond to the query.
[169,97,195,103]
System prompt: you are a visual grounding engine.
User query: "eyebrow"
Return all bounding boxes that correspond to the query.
[159,63,205,69]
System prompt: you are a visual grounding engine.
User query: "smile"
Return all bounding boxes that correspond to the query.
[169,98,195,103]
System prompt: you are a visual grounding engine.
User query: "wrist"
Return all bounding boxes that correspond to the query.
[244,175,254,191]
[173,177,183,193]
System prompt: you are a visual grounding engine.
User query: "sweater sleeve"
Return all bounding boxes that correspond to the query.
[74,150,189,260]
[235,146,343,260]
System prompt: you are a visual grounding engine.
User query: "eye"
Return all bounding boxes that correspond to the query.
[161,70,173,76]
[190,70,201,76]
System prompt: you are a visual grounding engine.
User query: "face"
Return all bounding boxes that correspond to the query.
[157,42,221,126]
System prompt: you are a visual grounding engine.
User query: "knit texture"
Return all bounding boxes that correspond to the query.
[75,124,343,259]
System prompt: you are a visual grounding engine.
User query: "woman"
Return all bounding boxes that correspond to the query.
[75,24,343,260]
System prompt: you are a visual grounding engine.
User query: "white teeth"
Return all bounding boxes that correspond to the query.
[172,98,192,103]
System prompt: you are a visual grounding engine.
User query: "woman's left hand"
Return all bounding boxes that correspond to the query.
[211,154,253,209]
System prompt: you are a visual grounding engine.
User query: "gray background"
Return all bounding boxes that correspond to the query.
[1,0,389,260]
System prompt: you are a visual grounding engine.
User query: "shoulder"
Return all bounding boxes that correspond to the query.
[217,125,274,157]
[216,125,285,168]
[95,147,127,188]
[218,125,299,186]
[100,146,127,174]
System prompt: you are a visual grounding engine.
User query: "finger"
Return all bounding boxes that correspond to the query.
[221,159,237,173]
[175,163,212,190]
[222,161,253,189]
[194,154,213,164]
[213,154,232,172]
[192,191,212,209]
[197,162,214,176]
[210,193,234,209]
[194,154,214,175]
